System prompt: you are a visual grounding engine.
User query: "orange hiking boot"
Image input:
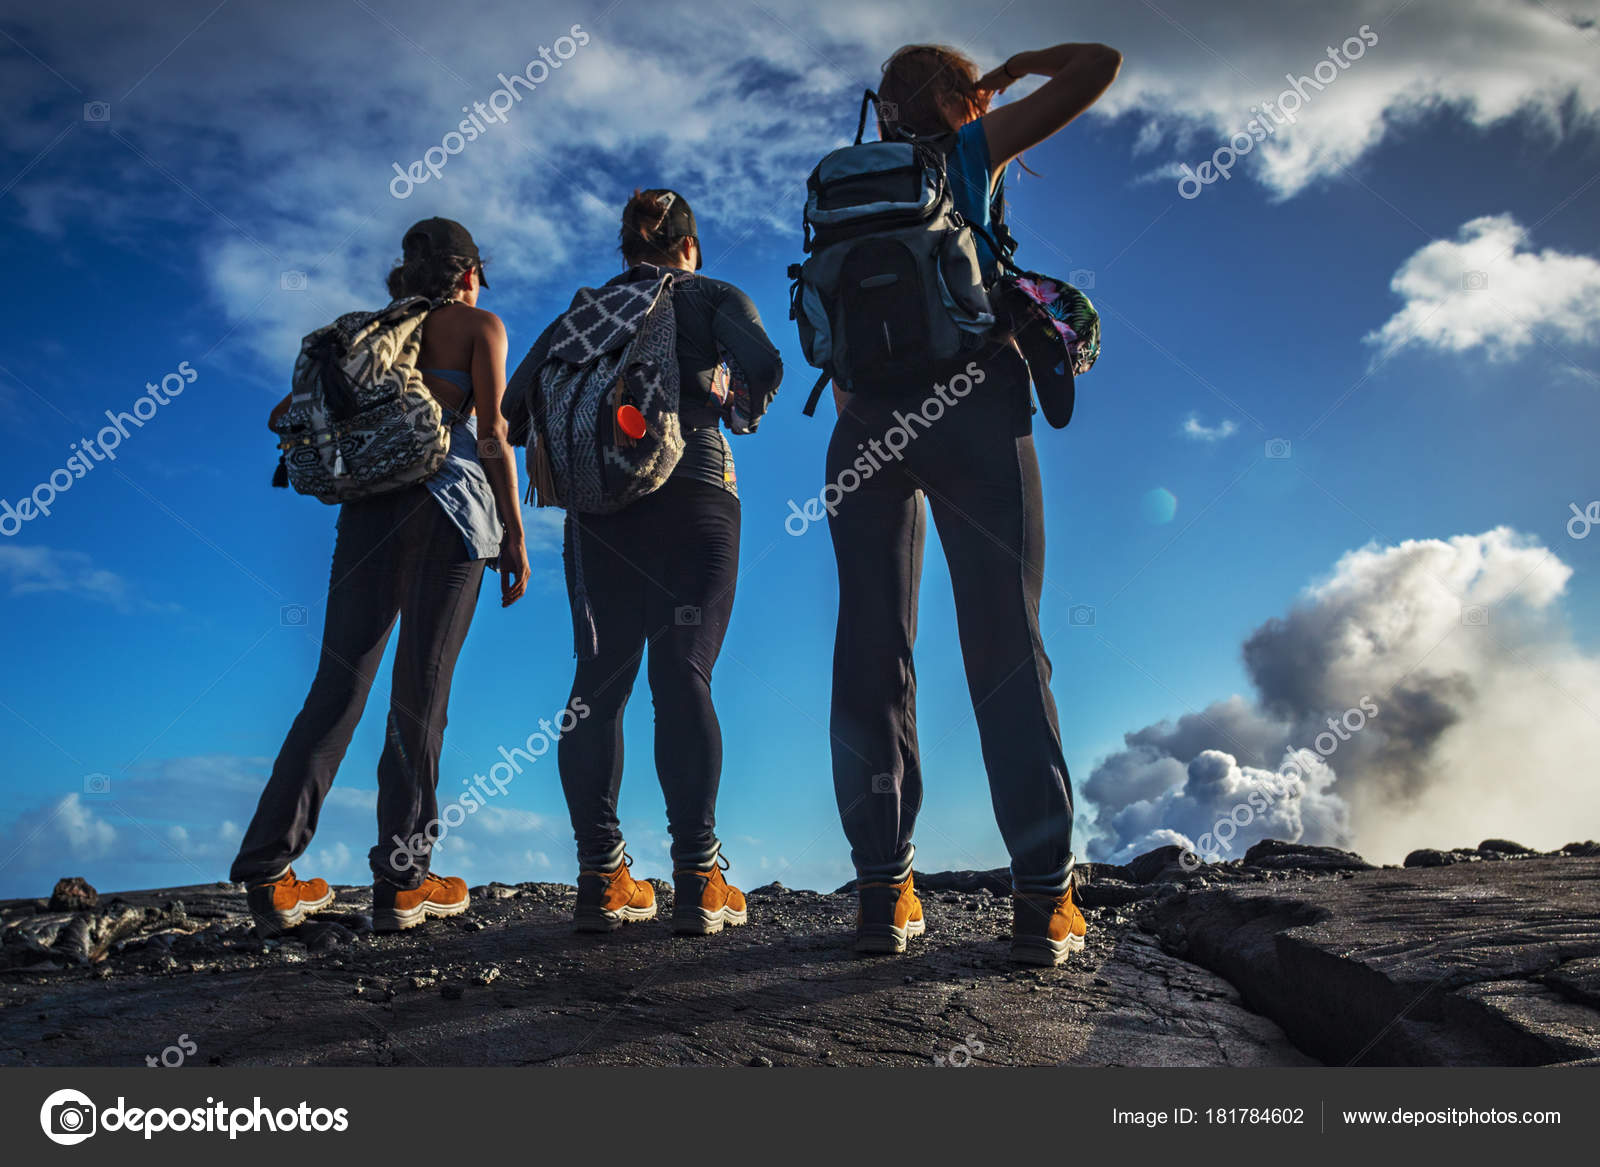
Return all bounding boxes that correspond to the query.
[247,868,334,934]
[854,873,925,955]
[372,872,470,933]
[672,853,748,935]
[574,853,657,932]
[1011,883,1088,966]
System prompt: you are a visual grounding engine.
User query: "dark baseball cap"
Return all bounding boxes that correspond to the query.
[402,217,488,286]
[649,190,701,270]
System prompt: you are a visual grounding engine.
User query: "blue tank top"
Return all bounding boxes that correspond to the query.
[945,119,1002,276]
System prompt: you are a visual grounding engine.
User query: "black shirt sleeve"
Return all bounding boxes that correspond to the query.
[709,281,783,430]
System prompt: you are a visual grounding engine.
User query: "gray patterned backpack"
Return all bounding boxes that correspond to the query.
[272,297,451,504]
[527,270,683,515]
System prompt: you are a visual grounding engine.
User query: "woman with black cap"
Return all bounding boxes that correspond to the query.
[231,217,529,935]
[508,189,782,936]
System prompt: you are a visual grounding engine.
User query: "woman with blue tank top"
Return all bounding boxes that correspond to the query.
[827,44,1122,965]
[231,218,529,935]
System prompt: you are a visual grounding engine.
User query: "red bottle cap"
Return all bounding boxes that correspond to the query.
[616,404,646,440]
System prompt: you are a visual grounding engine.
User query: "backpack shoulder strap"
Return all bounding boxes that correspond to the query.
[854,89,879,145]
[801,370,831,417]
[987,170,1018,264]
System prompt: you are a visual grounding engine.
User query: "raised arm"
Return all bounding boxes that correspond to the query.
[469,311,529,607]
[976,43,1122,180]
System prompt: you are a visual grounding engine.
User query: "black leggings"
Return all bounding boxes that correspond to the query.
[557,477,740,871]
[231,486,486,890]
[825,346,1074,894]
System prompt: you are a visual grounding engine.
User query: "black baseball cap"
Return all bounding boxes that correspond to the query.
[402,217,488,286]
[649,189,701,270]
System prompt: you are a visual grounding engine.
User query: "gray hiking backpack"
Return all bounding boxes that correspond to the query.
[515,268,684,661]
[273,297,451,504]
[789,91,1002,415]
[524,269,683,516]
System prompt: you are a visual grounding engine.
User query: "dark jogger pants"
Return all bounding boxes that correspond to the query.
[825,346,1075,894]
[557,476,740,872]
[230,486,486,890]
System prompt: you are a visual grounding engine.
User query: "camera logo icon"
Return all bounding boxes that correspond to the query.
[1265,438,1292,459]
[1069,269,1095,290]
[1068,603,1096,627]
[1461,270,1489,291]
[83,773,112,796]
[674,605,701,627]
[870,772,895,794]
[83,102,111,123]
[40,1088,97,1145]
[280,270,308,291]
[1461,604,1489,627]
[280,604,309,627]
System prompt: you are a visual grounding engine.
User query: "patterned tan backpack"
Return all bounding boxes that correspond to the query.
[272,297,452,504]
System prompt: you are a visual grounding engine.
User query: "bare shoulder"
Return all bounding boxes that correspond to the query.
[467,305,507,342]
[433,302,505,343]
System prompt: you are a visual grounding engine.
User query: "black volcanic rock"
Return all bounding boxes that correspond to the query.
[907,869,1011,895]
[4,849,1595,1068]
[1241,839,1372,872]
[0,876,1309,1068]
[1404,848,1464,868]
[1151,855,1600,1066]
[1478,839,1533,855]
[1126,845,1188,883]
[49,877,98,912]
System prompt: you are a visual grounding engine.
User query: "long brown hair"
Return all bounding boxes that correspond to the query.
[877,44,991,139]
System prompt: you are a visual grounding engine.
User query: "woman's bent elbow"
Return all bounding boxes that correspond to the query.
[1091,44,1123,78]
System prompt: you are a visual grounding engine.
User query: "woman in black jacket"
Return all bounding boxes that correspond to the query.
[509,189,782,936]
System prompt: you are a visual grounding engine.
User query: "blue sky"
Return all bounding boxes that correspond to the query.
[2,0,1599,897]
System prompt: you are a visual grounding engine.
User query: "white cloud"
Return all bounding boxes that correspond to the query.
[521,507,565,556]
[2,0,1598,374]
[6,794,119,869]
[1086,528,1600,863]
[470,806,549,835]
[300,840,355,879]
[0,545,139,609]
[1098,0,1600,199]
[1366,214,1600,359]
[1182,414,1238,442]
